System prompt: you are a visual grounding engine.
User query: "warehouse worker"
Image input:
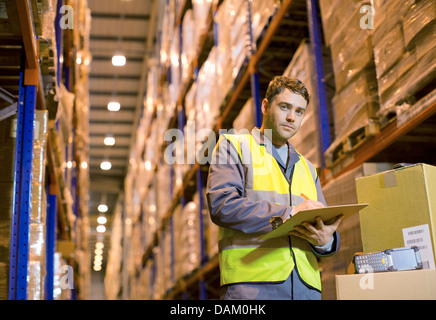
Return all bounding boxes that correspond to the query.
[206,76,342,300]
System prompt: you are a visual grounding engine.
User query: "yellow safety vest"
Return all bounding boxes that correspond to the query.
[217,133,321,291]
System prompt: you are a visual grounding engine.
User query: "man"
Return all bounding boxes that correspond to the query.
[206,76,342,300]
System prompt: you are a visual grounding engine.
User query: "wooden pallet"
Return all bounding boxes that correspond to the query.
[325,119,380,169]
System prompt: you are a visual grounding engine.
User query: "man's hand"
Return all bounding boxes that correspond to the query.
[289,215,343,246]
[292,199,325,216]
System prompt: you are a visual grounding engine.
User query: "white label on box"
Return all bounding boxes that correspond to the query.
[402,224,435,269]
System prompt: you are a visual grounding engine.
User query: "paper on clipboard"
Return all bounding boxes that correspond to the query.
[259,203,369,240]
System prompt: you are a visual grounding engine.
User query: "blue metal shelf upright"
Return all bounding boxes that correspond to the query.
[8,58,36,300]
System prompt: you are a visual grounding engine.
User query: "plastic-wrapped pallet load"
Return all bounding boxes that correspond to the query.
[192,0,213,38]
[173,201,201,281]
[215,0,277,82]
[169,24,181,105]
[28,110,48,300]
[162,225,174,295]
[372,0,436,123]
[330,68,379,141]
[160,0,176,69]
[181,10,196,83]
[157,163,172,223]
[0,113,16,299]
[142,183,158,251]
[195,47,219,135]
[319,0,363,46]
[321,1,380,165]
[105,207,122,300]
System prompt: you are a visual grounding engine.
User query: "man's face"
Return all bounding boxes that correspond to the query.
[261,89,307,147]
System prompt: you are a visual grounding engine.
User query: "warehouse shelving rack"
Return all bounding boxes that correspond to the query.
[126,0,436,301]
[128,0,331,300]
[0,0,89,300]
[8,63,36,300]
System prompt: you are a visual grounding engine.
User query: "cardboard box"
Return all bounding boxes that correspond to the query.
[356,164,436,268]
[320,162,393,300]
[336,270,436,300]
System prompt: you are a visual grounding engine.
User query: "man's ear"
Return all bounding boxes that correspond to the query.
[261,99,269,115]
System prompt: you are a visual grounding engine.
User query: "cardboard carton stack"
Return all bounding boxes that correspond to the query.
[372,0,436,124]
[320,0,380,163]
[320,162,393,300]
[335,164,436,299]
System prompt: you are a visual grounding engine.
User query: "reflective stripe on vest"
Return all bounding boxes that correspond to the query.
[218,133,321,291]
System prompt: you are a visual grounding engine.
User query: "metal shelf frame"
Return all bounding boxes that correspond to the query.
[130,0,436,300]
[138,0,332,300]
[8,60,36,300]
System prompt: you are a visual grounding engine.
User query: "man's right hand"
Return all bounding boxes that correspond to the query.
[291,200,325,217]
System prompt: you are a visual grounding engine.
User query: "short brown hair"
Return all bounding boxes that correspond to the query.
[265,76,310,105]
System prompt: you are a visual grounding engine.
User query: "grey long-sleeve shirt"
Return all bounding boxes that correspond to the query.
[206,128,338,255]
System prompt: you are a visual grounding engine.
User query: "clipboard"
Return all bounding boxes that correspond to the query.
[259,203,369,240]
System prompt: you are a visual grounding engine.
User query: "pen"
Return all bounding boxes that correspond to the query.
[300,193,310,201]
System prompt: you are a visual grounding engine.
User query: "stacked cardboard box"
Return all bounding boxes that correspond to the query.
[320,162,393,300]
[356,164,436,267]
[320,0,380,161]
[372,0,436,122]
[336,163,436,300]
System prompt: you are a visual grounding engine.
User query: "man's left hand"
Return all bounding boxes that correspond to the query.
[289,215,343,246]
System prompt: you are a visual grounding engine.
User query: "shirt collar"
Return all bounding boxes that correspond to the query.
[250,127,300,169]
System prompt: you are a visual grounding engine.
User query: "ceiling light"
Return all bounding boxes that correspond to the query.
[112,55,126,66]
[100,161,112,171]
[95,242,104,249]
[81,161,88,169]
[145,160,152,171]
[93,265,102,271]
[104,135,116,146]
[96,225,106,233]
[98,204,108,213]
[97,216,107,224]
[107,101,120,112]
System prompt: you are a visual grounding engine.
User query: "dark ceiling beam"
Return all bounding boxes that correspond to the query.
[90,106,137,111]
[90,74,141,80]
[89,90,138,96]
[89,119,134,125]
[90,35,147,43]
[89,133,135,138]
[91,12,150,20]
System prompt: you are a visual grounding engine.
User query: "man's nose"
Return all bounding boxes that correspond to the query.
[286,110,295,122]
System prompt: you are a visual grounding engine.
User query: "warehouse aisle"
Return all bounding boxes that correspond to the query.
[0,0,435,301]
